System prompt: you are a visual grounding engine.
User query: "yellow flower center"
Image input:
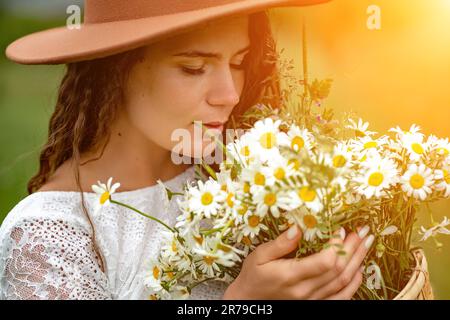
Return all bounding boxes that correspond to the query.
[274,167,285,180]
[291,136,305,152]
[194,235,203,245]
[152,266,160,279]
[333,155,347,168]
[240,146,250,157]
[221,184,227,192]
[259,132,277,149]
[437,147,449,156]
[363,141,377,149]
[444,170,450,184]
[149,294,158,300]
[166,271,175,279]
[303,214,318,229]
[238,205,248,215]
[226,192,234,208]
[243,182,250,193]
[204,256,216,266]
[288,158,301,171]
[359,154,367,162]
[254,172,266,186]
[299,187,317,202]
[100,191,110,205]
[411,143,424,154]
[410,174,425,189]
[201,192,213,205]
[368,172,384,187]
[171,240,178,253]
[242,236,252,246]
[264,193,277,206]
[248,215,260,228]
[217,243,231,253]
[356,130,366,138]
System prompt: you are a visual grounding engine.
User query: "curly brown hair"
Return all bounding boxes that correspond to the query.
[27,11,281,272]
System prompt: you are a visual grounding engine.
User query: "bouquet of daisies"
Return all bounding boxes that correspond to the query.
[91,40,450,298]
[132,111,449,300]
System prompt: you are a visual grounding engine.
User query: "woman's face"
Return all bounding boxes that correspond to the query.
[123,15,250,162]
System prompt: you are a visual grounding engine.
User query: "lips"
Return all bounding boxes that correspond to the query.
[204,121,226,130]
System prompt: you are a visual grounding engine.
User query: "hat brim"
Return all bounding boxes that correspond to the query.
[6,0,330,65]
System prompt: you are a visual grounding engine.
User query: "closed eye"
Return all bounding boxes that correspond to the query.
[181,55,249,76]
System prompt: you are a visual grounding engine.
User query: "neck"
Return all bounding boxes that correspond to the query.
[76,115,191,192]
[39,112,193,194]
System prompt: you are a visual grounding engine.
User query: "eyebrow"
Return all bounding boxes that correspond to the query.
[173,45,250,59]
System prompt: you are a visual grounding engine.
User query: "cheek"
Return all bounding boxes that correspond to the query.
[125,69,204,151]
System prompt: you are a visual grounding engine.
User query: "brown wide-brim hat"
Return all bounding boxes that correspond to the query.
[6,0,330,65]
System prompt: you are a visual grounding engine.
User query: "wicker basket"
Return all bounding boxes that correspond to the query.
[393,249,434,300]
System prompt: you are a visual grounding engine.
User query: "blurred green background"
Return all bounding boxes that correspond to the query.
[0,0,449,299]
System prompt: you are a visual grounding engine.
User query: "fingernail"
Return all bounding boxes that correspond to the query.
[339,227,346,240]
[365,235,375,249]
[358,225,370,239]
[287,225,298,240]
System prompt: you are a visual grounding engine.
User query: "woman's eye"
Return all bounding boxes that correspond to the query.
[181,66,205,76]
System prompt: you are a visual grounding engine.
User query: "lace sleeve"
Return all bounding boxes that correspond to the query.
[0,217,112,300]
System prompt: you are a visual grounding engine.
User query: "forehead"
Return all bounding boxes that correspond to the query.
[150,15,250,56]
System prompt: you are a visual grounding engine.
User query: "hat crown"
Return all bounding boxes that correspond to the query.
[85,0,244,23]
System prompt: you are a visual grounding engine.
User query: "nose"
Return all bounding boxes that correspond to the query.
[206,66,242,108]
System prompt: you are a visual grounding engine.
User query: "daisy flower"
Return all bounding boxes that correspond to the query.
[91,177,121,213]
[253,188,292,218]
[144,261,165,294]
[352,136,389,155]
[262,153,296,183]
[398,132,429,162]
[241,213,268,238]
[419,217,450,241]
[292,185,324,213]
[188,179,226,218]
[160,232,184,263]
[346,118,377,137]
[428,135,450,159]
[241,160,275,191]
[288,207,323,242]
[401,164,435,200]
[355,156,399,199]
[192,237,239,277]
[247,118,285,162]
[389,124,423,140]
[326,142,355,171]
[279,124,314,154]
[226,132,255,166]
[175,200,202,236]
[435,167,450,197]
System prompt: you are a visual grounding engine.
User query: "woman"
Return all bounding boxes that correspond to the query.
[0,0,373,300]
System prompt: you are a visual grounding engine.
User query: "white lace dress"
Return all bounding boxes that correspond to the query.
[0,166,228,300]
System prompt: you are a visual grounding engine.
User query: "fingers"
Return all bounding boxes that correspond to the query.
[253,225,302,265]
[307,233,373,299]
[325,268,364,300]
[286,229,343,282]
[298,231,363,291]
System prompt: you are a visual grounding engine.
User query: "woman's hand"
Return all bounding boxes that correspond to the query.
[223,225,374,300]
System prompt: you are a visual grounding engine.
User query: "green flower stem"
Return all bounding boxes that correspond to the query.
[110,199,175,233]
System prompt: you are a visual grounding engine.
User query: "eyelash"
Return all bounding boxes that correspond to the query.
[181,60,247,76]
